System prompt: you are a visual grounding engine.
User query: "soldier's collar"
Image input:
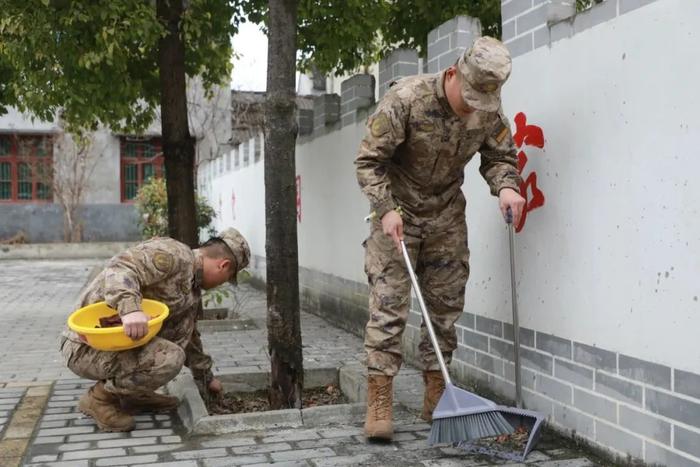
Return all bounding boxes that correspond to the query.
[192,250,204,289]
[436,71,457,117]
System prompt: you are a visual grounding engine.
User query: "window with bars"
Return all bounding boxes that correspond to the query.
[120,137,164,202]
[255,132,263,162]
[242,141,249,166]
[234,147,240,169]
[0,134,53,202]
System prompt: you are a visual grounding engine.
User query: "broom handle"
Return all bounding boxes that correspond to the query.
[400,240,452,386]
[507,210,523,408]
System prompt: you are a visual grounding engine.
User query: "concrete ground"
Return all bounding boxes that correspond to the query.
[0,259,604,467]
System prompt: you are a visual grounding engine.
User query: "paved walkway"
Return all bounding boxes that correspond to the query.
[0,259,601,467]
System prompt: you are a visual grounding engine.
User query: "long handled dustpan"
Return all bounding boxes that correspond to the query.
[455,215,544,461]
[494,214,546,460]
[398,241,515,445]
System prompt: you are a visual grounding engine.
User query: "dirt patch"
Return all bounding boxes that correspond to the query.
[208,384,347,415]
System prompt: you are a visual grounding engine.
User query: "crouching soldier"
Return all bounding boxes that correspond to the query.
[60,228,250,432]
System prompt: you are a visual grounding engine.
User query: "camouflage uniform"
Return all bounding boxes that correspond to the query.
[356,37,522,377]
[60,236,239,396]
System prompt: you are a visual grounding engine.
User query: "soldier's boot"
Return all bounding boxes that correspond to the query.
[364,375,394,441]
[78,382,135,432]
[120,392,179,414]
[421,370,445,423]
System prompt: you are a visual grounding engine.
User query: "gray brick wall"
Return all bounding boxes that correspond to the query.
[426,16,481,74]
[340,74,375,127]
[377,49,419,99]
[248,254,700,465]
[500,0,661,58]
[312,94,340,132]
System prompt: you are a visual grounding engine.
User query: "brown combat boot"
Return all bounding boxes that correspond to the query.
[422,371,445,423]
[120,392,179,414]
[78,382,135,432]
[364,375,393,441]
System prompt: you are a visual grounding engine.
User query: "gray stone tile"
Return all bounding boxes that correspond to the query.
[506,32,534,58]
[502,0,534,23]
[521,347,554,374]
[595,371,642,406]
[573,389,616,423]
[462,329,489,352]
[503,324,535,348]
[533,26,550,49]
[62,448,128,461]
[675,368,700,400]
[675,425,700,459]
[573,343,616,373]
[537,374,572,404]
[475,351,503,376]
[618,405,670,444]
[645,443,700,467]
[553,403,594,439]
[172,448,228,460]
[595,421,643,459]
[536,332,572,359]
[457,312,475,329]
[270,447,336,462]
[490,337,514,362]
[555,359,593,389]
[619,354,671,389]
[502,19,516,42]
[475,315,502,337]
[516,3,547,35]
[95,455,159,466]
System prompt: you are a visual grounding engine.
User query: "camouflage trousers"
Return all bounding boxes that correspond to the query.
[364,220,469,376]
[60,336,185,396]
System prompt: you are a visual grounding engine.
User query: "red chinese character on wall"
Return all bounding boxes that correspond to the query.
[512,112,545,233]
[296,175,302,223]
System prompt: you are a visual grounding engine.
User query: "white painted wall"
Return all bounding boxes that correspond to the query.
[491,0,700,373]
[206,0,699,375]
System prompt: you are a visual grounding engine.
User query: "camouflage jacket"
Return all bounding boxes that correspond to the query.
[62,238,213,381]
[355,72,522,230]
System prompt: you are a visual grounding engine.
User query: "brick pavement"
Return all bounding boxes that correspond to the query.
[0,259,601,466]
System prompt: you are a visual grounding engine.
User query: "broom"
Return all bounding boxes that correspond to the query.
[398,240,515,444]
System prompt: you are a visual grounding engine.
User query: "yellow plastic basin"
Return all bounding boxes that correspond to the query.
[67,299,169,351]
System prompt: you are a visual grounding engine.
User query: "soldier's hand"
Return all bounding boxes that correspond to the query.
[382,210,404,252]
[499,188,526,226]
[122,311,149,340]
[208,377,223,394]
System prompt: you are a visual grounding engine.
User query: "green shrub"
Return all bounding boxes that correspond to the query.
[135,177,216,239]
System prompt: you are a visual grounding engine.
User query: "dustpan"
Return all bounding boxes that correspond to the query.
[459,212,545,461]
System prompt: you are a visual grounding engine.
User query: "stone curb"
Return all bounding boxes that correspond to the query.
[169,365,373,435]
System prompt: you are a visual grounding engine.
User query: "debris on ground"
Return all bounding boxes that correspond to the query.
[0,230,27,244]
[208,384,347,415]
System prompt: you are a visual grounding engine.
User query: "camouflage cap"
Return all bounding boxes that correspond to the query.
[457,36,512,112]
[219,227,250,285]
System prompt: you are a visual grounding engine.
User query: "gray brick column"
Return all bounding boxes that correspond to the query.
[377,49,419,99]
[501,0,576,57]
[427,16,481,74]
[313,94,340,132]
[340,74,375,126]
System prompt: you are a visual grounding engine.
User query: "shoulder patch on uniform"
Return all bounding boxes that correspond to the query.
[493,122,509,144]
[370,113,391,137]
[153,252,174,274]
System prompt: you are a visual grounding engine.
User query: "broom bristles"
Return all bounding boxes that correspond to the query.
[429,409,514,445]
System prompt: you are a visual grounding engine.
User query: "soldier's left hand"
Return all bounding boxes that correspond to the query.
[499,188,526,226]
[208,377,223,394]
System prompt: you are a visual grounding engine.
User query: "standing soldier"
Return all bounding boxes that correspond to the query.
[355,37,526,440]
[60,228,250,432]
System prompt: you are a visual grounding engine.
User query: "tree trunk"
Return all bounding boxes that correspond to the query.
[156,0,198,247]
[265,0,303,409]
